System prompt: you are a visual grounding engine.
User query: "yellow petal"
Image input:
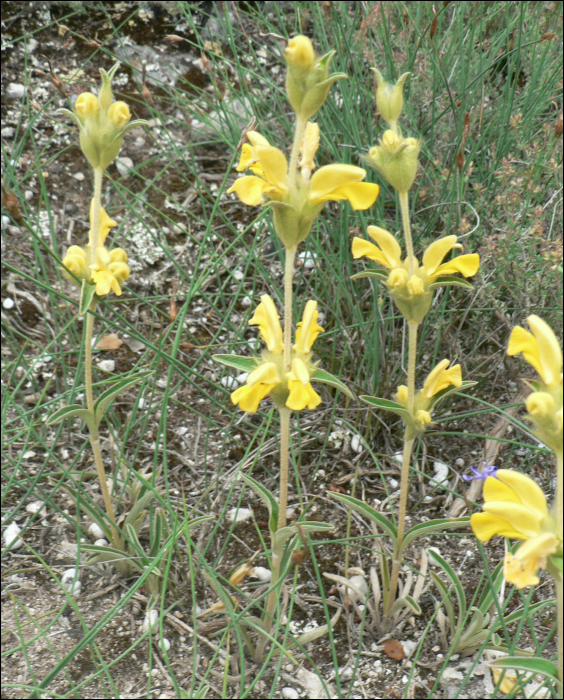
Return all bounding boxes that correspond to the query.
[515,531,558,562]
[388,268,408,289]
[482,502,542,539]
[319,181,380,210]
[495,470,548,519]
[527,315,563,388]
[253,145,288,192]
[231,383,274,413]
[236,143,254,172]
[507,326,543,378]
[421,360,462,398]
[526,391,555,418]
[422,236,458,276]
[109,248,127,264]
[247,361,281,386]
[286,357,310,384]
[491,666,518,694]
[300,122,320,175]
[433,254,480,278]
[247,131,270,147]
[470,512,529,542]
[285,35,315,68]
[294,300,323,354]
[91,270,113,296]
[75,92,99,118]
[483,476,522,505]
[309,164,367,203]
[503,553,540,588]
[395,385,408,406]
[107,101,130,128]
[108,261,130,284]
[249,296,283,354]
[367,226,402,268]
[88,201,117,246]
[351,238,392,267]
[228,175,275,206]
[286,380,321,411]
[407,275,425,296]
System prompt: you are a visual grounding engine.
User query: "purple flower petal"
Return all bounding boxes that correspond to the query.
[461,463,498,482]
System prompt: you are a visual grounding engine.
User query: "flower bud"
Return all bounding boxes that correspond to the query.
[284,35,315,70]
[366,131,421,193]
[75,92,99,119]
[107,101,131,128]
[373,69,410,130]
[414,410,432,430]
[407,275,425,296]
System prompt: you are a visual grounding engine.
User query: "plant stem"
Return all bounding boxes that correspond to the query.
[398,190,414,277]
[84,168,118,545]
[277,407,291,531]
[385,191,418,617]
[556,450,563,683]
[288,116,307,192]
[283,247,297,372]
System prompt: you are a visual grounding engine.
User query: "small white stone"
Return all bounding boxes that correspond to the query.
[142,609,159,635]
[391,451,403,464]
[221,375,238,389]
[116,157,134,177]
[401,639,418,658]
[233,270,244,281]
[350,434,364,453]
[236,372,249,384]
[88,522,105,540]
[2,298,15,310]
[389,478,399,489]
[138,398,146,409]
[298,250,317,269]
[241,295,252,307]
[250,566,272,582]
[455,458,464,467]
[7,83,26,100]
[227,507,253,524]
[25,190,33,201]
[73,172,85,181]
[22,450,36,459]
[97,359,116,372]
[61,569,81,595]
[286,506,296,519]
[94,539,108,547]
[432,460,450,485]
[25,501,44,514]
[281,688,299,699]
[1,127,15,138]
[3,522,23,549]
[160,637,171,652]
[339,666,353,680]
[348,574,368,600]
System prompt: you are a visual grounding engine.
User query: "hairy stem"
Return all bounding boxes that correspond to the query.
[277,407,291,531]
[398,190,414,277]
[283,247,297,372]
[557,450,563,683]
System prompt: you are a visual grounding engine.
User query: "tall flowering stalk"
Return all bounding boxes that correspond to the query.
[215,36,378,658]
[48,65,146,546]
[471,317,563,682]
[347,69,480,618]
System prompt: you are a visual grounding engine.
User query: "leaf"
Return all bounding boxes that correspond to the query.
[46,404,96,430]
[289,609,341,649]
[424,547,466,623]
[123,491,156,534]
[326,492,397,543]
[428,276,474,291]
[488,657,561,689]
[79,280,97,316]
[63,485,113,539]
[350,270,389,282]
[548,554,563,576]
[501,599,555,626]
[94,370,153,423]
[240,473,279,532]
[383,639,405,661]
[96,334,123,350]
[81,543,143,573]
[310,368,354,400]
[400,517,471,555]
[388,595,422,617]
[359,396,413,424]
[430,571,456,637]
[428,381,477,409]
[212,355,258,374]
[272,522,333,552]
[124,523,150,565]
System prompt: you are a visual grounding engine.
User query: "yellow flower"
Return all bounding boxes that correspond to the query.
[230,296,324,413]
[507,315,563,454]
[352,228,479,323]
[90,246,130,296]
[229,130,379,247]
[88,201,117,247]
[284,35,315,70]
[62,245,89,280]
[372,69,410,130]
[394,359,463,438]
[58,64,145,171]
[366,130,421,192]
[471,470,560,588]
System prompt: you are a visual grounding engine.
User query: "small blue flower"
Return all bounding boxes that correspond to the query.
[461,463,499,482]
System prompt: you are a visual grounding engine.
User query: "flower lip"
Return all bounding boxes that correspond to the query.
[462,463,499,482]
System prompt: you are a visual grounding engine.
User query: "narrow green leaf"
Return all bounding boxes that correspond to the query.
[428,276,474,291]
[79,280,97,316]
[310,368,354,400]
[123,491,156,533]
[488,657,561,689]
[63,485,112,539]
[327,492,397,543]
[501,599,555,626]
[240,473,279,532]
[81,544,143,573]
[288,609,341,649]
[184,514,215,535]
[548,555,563,576]
[46,404,95,429]
[273,522,333,551]
[401,517,471,555]
[148,510,163,559]
[388,595,421,617]
[359,395,413,423]
[430,571,456,637]
[124,523,150,565]
[350,270,389,282]
[94,370,153,423]
[212,355,258,373]
[424,547,466,622]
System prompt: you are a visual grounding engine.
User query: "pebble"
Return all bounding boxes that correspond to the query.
[455,458,464,467]
[2,298,15,310]
[226,507,253,524]
[7,83,26,100]
[25,501,44,514]
[1,126,15,138]
[73,172,85,181]
[142,609,159,635]
[3,522,23,549]
[236,372,249,384]
[61,569,81,596]
[137,398,146,409]
[298,250,317,269]
[233,270,244,281]
[88,522,105,540]
[427,547,442,565]
[94,539,108,547]
[432,460,450,486]
[281,688,299,699]
[241,295,252,307]
[250,566,272,582]
[97,359,116,372]
[25,190,33,201]
[116,157,134,177]
[221,375,238,389]
[350,434,364,453]
[160,637,171,652]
